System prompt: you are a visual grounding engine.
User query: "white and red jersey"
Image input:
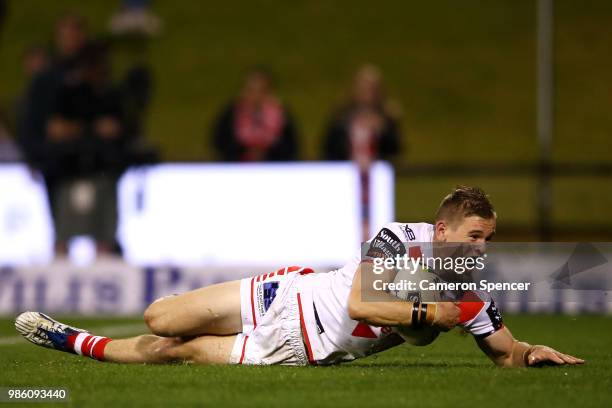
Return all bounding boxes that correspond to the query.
[294,222,504,365]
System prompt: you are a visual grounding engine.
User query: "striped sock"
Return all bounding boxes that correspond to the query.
[67,333,112,361]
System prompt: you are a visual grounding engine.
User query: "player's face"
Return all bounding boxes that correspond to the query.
[435,215,496,256]
[448,216,496,243]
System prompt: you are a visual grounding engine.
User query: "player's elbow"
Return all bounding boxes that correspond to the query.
[347,298,368,322]
[494,355,515,368]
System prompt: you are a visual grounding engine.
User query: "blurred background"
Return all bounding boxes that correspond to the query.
[0,0,611,314]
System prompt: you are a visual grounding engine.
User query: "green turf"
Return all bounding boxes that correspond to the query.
[1,315,610,407]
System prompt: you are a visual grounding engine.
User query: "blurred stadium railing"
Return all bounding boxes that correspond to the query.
[395,161,612,241]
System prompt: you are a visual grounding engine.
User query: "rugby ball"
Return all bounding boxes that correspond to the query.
[391,266,443,345]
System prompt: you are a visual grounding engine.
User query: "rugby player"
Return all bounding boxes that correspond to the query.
[15,186,584,367]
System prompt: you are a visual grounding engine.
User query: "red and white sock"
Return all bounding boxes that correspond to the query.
[67,333,112,361]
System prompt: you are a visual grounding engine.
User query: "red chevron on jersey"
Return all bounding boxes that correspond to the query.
[408,246,422,259]
[351,322,378,338]
[458,291,485,323]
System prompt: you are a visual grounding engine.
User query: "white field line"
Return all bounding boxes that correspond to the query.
[0,322,147,346]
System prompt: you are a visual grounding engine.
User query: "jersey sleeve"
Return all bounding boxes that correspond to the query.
[457,291,504,339]
[362,223,408,260]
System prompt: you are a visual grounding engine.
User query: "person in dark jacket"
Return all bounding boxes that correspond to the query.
[44,41,129,255]
[18,14,89,171]
[323,65,402,168]
[212,68,298,162]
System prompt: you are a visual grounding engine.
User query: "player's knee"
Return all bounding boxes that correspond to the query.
[144,302,175,336]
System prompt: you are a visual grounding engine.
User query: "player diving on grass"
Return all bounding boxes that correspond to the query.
[16,186,584,367]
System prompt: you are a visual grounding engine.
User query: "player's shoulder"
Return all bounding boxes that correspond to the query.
[364,222,433,259]
[462,289,494,303]
[374,222,433,243]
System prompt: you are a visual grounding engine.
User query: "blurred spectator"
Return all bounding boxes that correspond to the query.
[212,68,298,162]
[18,14,89,169]
[323,65,402,168]
[0,110,22,162]
[108,0,162,37]
[47,42,128,170]
[12,45,50,131]
[23,45,50,78]
[46,41,130,255]
[17,13,158,257]
[16,14,141,256]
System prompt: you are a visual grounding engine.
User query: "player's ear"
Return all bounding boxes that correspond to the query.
[434,220,448,242]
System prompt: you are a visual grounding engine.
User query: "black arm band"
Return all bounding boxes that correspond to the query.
[411,302,421,328]
[419,303,428,326]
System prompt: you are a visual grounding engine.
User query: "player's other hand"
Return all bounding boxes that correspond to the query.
[432,302,461,332]
[526,345,585,366]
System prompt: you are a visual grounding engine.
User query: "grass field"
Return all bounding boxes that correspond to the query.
[1,314,610,407]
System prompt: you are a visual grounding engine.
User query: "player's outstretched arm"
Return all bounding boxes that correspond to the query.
[347,262,460,331]
[476,326,585,367]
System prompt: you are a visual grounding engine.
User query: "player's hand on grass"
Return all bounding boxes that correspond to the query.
[525,345,585,366]
[431,302,461,332]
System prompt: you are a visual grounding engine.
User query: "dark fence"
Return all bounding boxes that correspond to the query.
[394,161,612,241]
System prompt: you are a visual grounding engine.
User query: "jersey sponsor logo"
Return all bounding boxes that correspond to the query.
[486,299,503,330]
[378,229,404,252]
[262,281,279,312]
[366,228,407,259]
[402,226,416,241]
[255,280,279,315]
